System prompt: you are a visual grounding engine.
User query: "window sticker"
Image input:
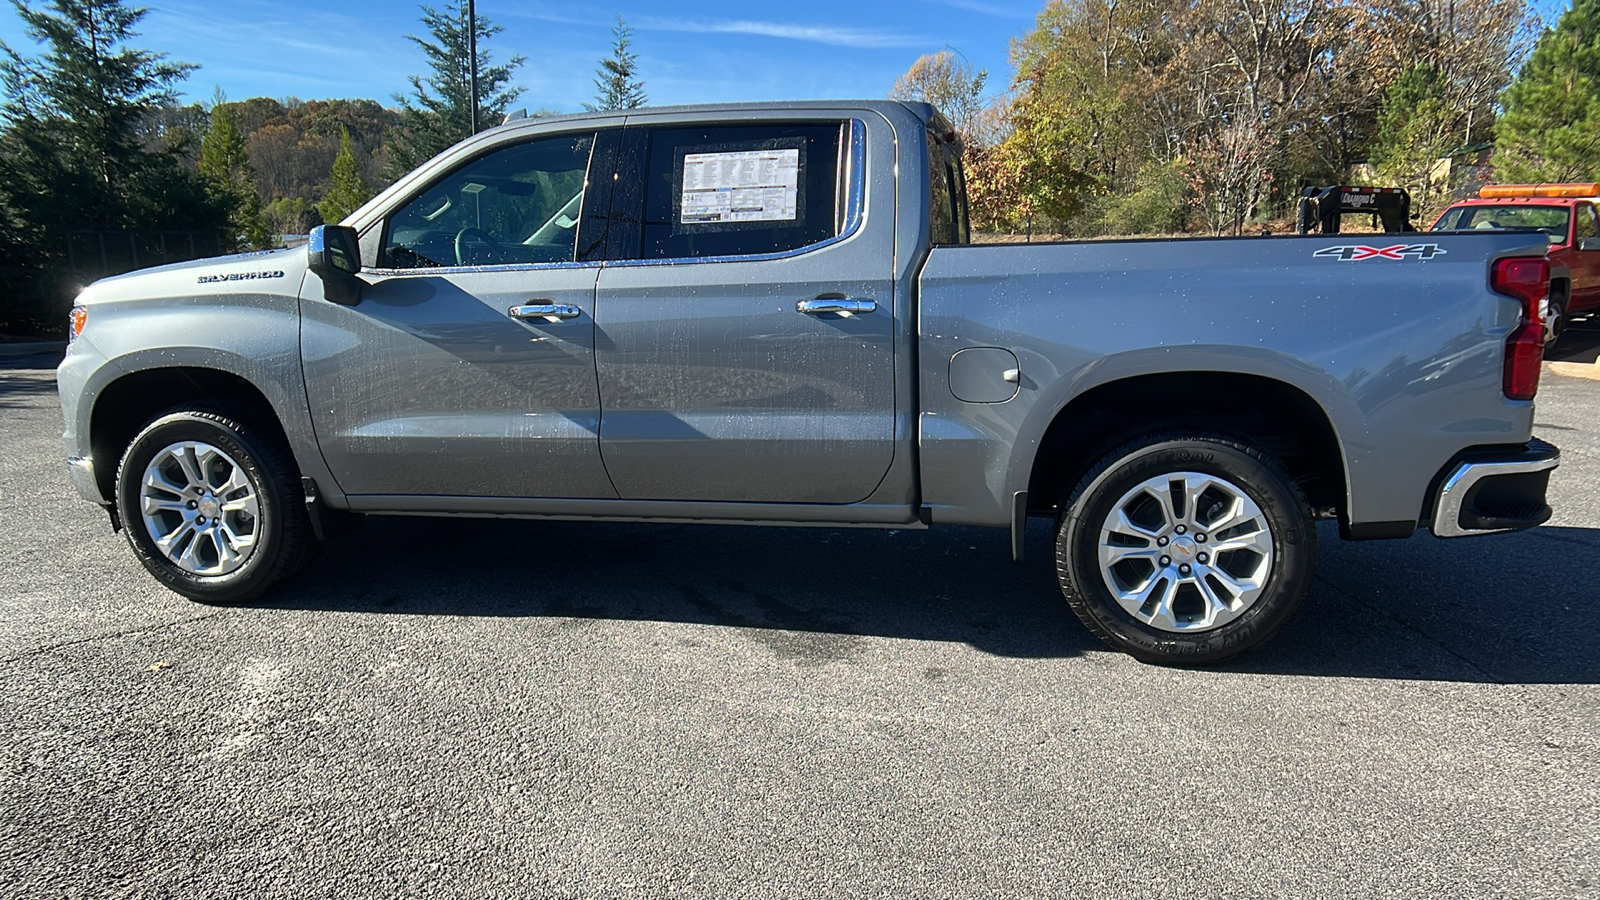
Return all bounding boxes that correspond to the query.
[680,148,800,224]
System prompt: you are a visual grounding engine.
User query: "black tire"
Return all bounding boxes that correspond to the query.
[1054,433,1315,666]
[1545,292,1567,347]
[115,406,317,604]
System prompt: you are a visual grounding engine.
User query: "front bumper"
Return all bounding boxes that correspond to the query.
[66,455,102,503]
[1429,438,1560,538]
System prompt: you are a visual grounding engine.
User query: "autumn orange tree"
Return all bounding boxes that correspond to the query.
[892,0,1532,236]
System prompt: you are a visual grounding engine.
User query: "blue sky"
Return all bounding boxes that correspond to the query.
[0,0,1038,112]
[0,0,1576,114]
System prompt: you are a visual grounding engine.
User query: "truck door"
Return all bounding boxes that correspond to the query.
[591,117,896,503]
[300,127,621,499]
[1571,202,1600,313]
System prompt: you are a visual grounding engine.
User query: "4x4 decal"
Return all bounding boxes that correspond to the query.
[1313,243,1447,261]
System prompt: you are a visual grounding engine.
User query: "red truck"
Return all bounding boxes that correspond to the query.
[1431,182,1600,343]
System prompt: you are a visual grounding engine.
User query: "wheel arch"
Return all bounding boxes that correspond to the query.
[1021,369,1351,523]
[89,366,296,504]
[1551,274,1571,303]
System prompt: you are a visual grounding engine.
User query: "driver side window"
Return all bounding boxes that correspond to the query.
[383,131,596,269]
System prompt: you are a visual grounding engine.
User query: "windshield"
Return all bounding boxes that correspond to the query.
[1430,204,1569,243]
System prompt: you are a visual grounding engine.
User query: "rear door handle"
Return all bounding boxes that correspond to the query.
[797,298,876,316]
[509,303,581,321]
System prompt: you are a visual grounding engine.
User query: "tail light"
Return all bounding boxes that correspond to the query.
[1491,257,1547,401]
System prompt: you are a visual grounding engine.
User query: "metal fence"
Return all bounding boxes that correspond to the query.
[66,229,225,285]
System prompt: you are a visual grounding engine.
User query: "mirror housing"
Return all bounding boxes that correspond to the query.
[1580,237,1600,252]
[307,225,363,305]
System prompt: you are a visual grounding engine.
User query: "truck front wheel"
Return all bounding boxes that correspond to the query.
[115,406,317,604]
[1055,433,1315,665]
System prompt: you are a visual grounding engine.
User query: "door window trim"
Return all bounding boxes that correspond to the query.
[364,128,616,278]
[1575,202,1599,243]
[603,118,867,269]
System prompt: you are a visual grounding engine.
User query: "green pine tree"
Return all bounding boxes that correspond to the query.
[388,1,524,176]
[1370,66,1463,216]
[0,0,227,329]
[1494,0,1600,183]
[586,15,646,112]
[319,127,372,225]
[200,93,271,250]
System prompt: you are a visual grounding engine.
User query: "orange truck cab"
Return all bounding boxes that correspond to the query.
[1430,183,1600,342]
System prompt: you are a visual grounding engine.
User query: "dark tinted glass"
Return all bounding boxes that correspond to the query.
[928,128,955,245]
[635,123,843,260]
[950,143,971,244]
[384,132,595,268]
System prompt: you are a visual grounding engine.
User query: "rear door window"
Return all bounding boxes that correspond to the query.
[615,122,846,261]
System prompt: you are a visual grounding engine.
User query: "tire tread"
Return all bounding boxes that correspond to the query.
[1054,430,1314,665]
[114,403,317,604]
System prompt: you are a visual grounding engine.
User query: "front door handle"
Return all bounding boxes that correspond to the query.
[509,303,582,321]
[797,298,876,316]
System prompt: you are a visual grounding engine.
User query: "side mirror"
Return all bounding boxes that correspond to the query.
[307,225,363,305]
[1581,237,1600,252]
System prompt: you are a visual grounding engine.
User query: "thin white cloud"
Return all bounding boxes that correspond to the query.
[136,0,414,101]
[502,4,930,49]
[930,0,1038,18]
[635,16,930,49]
[151,0,405,65]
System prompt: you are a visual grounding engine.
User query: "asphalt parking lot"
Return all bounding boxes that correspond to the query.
[1,347,1596,899]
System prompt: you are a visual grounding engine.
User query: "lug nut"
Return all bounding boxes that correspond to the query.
[1175,525,1187,534]
[1197,552,1209,564]
[1160,555,1171,567]
[1157,536,1169,547]
[1195,533,1206,543]
[1179,563,1192,575]
[187,500,198,509]
[196,516,206,525]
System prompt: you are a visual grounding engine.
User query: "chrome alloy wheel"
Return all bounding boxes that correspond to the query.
[1543,298,1565,346]
[1096,471,1274,633]
[138,441,260,576]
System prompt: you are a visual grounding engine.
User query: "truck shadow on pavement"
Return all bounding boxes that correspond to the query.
[250,514,1600,684]
[266,516,1095,662]
[1546,317,1600,365]
[1231,522,1599,684]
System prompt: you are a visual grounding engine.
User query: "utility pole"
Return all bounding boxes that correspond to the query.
[467,0,479,134]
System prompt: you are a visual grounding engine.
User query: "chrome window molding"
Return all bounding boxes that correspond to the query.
[363,259,602,279]
[362,118,867,277]
[604,118,868,270]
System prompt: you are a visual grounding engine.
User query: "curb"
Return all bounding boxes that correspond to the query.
[1546,360,1600,382]
[0,341,66,360]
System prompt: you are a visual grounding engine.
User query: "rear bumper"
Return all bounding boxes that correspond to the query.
[1429,438,1560,538]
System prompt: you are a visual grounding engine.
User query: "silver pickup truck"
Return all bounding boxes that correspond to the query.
[56,100,1560,665]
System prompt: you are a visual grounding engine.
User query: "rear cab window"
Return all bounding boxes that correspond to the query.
[926,127,970,245]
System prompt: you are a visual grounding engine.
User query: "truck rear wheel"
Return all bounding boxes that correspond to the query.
[1545,293,1567,347]
[115,406,316,604]
[1055,433,1315,665]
